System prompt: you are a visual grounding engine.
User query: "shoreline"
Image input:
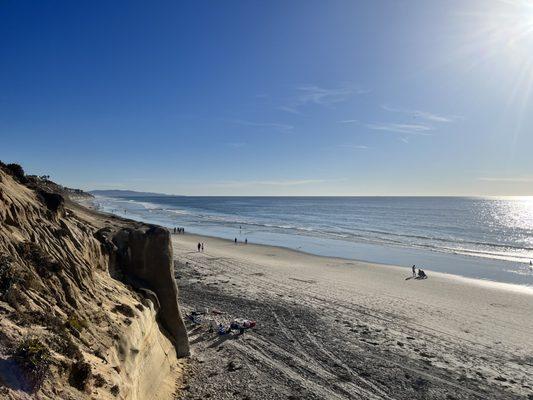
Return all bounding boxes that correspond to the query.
[176,232,533,296]
[81,195,533,292]
[89,195,533,287]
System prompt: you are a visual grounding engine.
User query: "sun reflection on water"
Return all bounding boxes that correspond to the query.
[491,196,533,230]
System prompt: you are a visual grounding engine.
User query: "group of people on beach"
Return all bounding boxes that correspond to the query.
[234,237,248,244]
[197,242,205,252]
[173,227,185,234]
[412,265,427,279]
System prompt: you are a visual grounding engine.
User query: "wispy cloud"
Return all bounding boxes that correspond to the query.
[296,85,353,106]
[278,105,301,114]
[366,122,434,135]
[228,119,293,133]
[84,182,128,189]
[342,105,455,139]
[280,84,368,114]
[478,176,533,183]
[207,178,343,188]
[382,105,457,123]
[335,144,369,150]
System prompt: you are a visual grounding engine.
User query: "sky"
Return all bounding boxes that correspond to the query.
[2,0,533,196]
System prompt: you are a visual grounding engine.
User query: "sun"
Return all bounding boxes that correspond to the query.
[487,1,533,50]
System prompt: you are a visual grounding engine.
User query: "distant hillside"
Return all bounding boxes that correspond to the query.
[89,189,179,198]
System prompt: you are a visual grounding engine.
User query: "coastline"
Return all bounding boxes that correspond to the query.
[176,232,533,295]
[174,232,533,399]
[89,194,533,288]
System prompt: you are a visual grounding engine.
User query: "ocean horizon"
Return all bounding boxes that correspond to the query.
[92,194,533,287]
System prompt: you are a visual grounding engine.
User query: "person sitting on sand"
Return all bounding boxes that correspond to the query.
[418,269,427,279]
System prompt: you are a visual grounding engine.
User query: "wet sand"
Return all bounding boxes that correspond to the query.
[173,234,533,399]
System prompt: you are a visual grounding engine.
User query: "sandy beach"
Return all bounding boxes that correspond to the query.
[173,233,533,400]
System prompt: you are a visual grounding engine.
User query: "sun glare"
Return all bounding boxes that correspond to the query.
[479,1,533,51]
[455,0,533,145]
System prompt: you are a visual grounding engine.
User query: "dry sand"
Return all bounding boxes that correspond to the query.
[173,234,533,400]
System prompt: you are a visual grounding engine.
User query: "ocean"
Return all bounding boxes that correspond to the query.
[93,195,533,287]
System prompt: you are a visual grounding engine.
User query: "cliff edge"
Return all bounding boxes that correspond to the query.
[0,163,189,399]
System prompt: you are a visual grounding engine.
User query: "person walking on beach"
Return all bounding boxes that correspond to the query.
[234,237,237,244]
[412,265,416,277]
[197,242,201,252]
[201,243,204,252]
[245,238,248,244]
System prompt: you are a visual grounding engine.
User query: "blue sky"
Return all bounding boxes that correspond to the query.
[2,0,533,195]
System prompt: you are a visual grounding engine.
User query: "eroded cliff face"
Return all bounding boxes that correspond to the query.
[110,227,190,358]
[0,167,188,399]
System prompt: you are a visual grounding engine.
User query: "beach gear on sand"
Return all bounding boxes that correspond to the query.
[417,269,427,279]
[230,318,256,332]
[186,310,205,324]
[187,308,256,336]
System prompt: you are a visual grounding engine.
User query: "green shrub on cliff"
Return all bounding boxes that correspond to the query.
[0,254,18,298]
[65,314,88,335]
[2,162,27,183]
[14,337,51,389]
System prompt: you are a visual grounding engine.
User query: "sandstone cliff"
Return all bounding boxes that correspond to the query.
[0,164,189,399]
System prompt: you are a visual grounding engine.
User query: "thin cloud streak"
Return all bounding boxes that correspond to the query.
[207,178,346,188]
[366,122,434,135]
[478,176,533,183]
[335,144,369,149]
[382,105,457,123]
[296,85,353,106]
[280,83,368,113]
[278,105,301,114]
[228,119,293,132]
